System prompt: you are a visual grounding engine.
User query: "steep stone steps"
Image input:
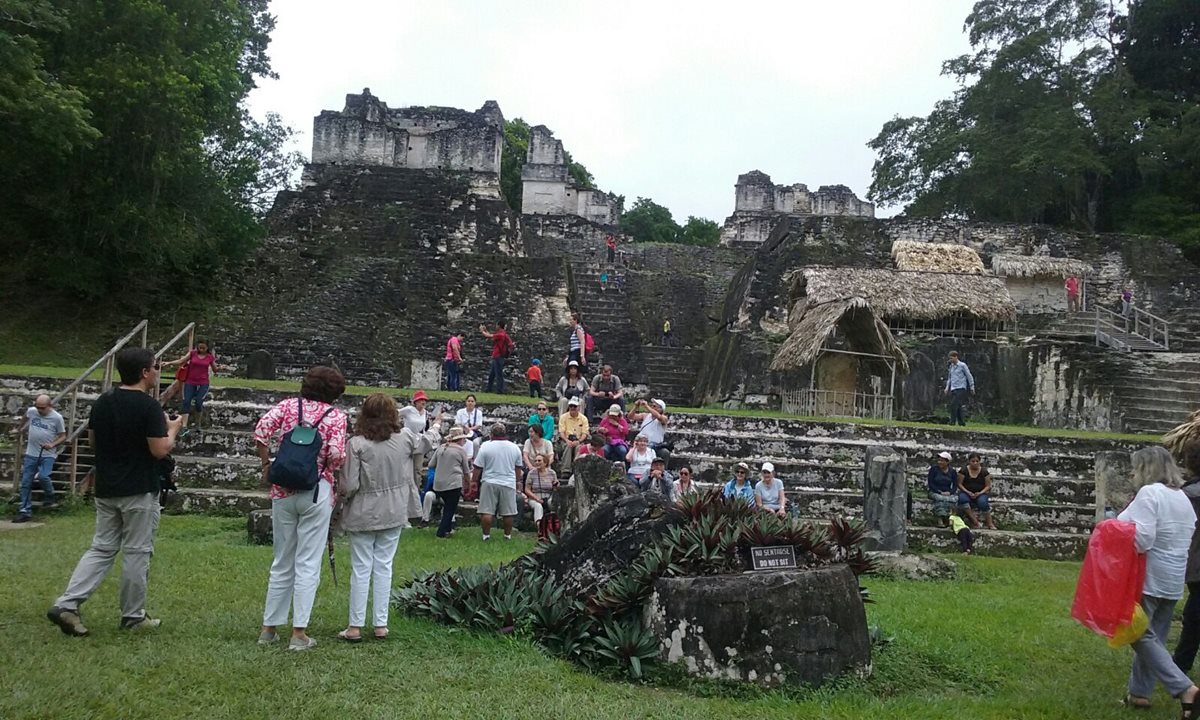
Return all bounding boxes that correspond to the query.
[907,527,1087,560]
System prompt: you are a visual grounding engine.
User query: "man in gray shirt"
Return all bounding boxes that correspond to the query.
[11,394,66,522]
[944,351,976,426]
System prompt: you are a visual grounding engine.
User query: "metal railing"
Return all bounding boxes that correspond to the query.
[10,320,169,497]
[1094,305,1170,351]
[782,388,895,421]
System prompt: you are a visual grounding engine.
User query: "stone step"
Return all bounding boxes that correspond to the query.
[668,451,1094,505]
[784,489,1093,533]
[1118,399,1199,417]
[907,526,1087,560]
[1123,416,1182,434]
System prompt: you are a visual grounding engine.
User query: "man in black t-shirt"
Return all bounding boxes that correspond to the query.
[47,347,182,637]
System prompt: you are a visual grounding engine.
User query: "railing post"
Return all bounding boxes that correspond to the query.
[141,323,148,349]
[68,437,78,496]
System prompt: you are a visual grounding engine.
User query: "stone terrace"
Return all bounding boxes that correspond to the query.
[0,376,1153,559]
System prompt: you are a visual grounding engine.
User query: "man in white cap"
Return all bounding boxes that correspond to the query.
[926,451,957,527]
[755,462,787,517]
[628,397,670,461]
[556,397,589,475]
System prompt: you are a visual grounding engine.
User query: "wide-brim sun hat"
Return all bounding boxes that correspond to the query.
[446,427,469,442]
[607,404,622,415]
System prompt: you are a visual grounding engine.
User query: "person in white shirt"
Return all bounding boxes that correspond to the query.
[628,398,670,461]
[472,423,523,541]
[397,391,439,496]
[1117,446,1199,714]
[454,394,485,460]
[625,435,655,490]
[754,462,787,517]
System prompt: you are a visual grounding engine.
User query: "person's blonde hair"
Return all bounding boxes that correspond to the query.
[1132,446,1185,490]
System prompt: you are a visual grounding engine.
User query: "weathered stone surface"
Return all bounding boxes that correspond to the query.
[645,565,871,688]
[537,489,680,598]
[1095,450,1135,520]
[247,508,272,544]
[245,350,275,380]
[566,454,632,527]
[862,446,906,551]
[867,551,957,581]
[907,526,1088,559]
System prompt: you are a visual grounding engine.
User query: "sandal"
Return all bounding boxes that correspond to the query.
[337,629,363,643]
[1122,695,1152,710]
[373,629,389,639]
[1183,699,1198,720]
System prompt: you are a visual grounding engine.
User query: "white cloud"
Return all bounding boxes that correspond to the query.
[248,0,975,220]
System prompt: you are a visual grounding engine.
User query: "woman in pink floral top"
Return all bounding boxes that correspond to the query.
[254,366,348,651]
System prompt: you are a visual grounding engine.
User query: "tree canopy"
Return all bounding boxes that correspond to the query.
[867,0,1200,260]
[0,0,301,301]
[619,198,720,247]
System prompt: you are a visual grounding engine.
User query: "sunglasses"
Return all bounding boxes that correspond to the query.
[679,470,691,476]
[735,469,746,474]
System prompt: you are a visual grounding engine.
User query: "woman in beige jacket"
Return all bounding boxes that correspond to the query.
[338,393,440,641]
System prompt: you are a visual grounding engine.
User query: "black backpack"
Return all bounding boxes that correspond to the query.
[268,397,335,502]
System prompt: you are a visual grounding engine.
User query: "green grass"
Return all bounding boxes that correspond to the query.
[0,363,1160,444]
[0,511,1176,719]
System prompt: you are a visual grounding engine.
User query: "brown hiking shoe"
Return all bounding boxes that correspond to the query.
[47,606,89,637]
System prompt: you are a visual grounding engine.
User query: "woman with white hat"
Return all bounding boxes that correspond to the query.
[723,462,755,504]
[927,451,957,527]
[426,426,472,539]
[755,462,787,517]
[555,361,588,417]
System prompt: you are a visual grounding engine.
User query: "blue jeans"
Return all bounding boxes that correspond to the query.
[181,383,210,415]
[444,360,460,391]
[957,491,990,513]
[487,358,506,393]
[20,453,56,516]
[435,488,461,538]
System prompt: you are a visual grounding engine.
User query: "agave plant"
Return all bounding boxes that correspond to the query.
[828,515,869,549]
[591,616,660,679]
[588,571,655,618]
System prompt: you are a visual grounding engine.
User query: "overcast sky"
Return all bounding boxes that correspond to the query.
[247,0,977,221]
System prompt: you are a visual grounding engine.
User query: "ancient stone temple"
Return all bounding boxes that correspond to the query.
[719,170,875,247]
[521,125,622,225]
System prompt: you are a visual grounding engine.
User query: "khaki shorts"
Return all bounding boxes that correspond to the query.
[478,481,517,517]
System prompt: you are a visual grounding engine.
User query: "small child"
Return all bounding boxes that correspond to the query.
[599,269,609,292]
[526,358,543,398]
[950,512,973,555]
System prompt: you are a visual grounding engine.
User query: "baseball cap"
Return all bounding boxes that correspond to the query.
[651,456,666,465]
[652,399,666,411]
[938,451,952,461]
[568,360,579,367]
[607,404,622,415]
[761,462,775,473]
[567,397,581,406]
[412,390,428,402]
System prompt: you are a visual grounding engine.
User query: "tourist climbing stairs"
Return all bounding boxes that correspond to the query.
[569,261,646,383]
[640,345,702,407]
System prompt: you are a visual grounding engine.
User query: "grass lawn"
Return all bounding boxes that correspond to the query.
[0,510,1176,720]
[0,364,1160,444]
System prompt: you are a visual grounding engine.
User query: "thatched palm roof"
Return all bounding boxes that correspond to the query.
[797,267,1017,322]
[771,298,909,373]
[892,240,985,274]
[991,253,1093,278]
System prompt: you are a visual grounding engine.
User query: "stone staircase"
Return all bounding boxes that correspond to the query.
[640,346,702,407]
[1107,355,1200,435]
[1,374,1156,559]
[570,262,646,383]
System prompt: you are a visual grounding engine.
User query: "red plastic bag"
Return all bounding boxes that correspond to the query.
[1071,519,1146,638]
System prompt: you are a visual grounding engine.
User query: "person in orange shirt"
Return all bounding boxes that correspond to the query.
[526,358,543,398]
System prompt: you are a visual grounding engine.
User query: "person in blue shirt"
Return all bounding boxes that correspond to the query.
[527,401,555,446]
[944,351,975,426]
[723,462,755,504]
[926,451,958,527]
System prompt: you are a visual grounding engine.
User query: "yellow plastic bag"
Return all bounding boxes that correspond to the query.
[1108,604,1149,648]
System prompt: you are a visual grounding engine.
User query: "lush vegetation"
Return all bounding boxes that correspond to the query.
[0,510,1171,719]
[0,0,302,302]
[868,0,1200,260]
[499,118,596,213]
[395,491,874,679]
[620,197,721,247]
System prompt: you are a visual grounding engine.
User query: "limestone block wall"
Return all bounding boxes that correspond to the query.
[1006,277,1069,314]
[521,125,621,224]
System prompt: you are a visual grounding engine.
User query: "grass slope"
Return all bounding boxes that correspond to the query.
[0,511,1172,720]
[0,364,1160,444]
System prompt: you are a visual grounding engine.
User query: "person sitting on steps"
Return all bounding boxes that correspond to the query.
[927,451,958,528]
[957,452,996,529]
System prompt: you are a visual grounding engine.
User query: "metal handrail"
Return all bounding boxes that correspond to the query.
[51,320,149,406]
[1093,305,1171,351]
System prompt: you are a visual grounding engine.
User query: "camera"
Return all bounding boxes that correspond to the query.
[568,434,578,441]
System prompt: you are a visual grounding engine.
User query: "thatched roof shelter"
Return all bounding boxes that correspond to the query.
[891,240,986,274]
[991,253,1093,278]
[796,267,1017,323]
[771,298,909,373]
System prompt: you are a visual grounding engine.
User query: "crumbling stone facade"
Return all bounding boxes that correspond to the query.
[719,171,875,247]
[311,89,505,187]
[521,125,622,225]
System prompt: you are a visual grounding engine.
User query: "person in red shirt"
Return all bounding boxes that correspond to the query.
[526,358,543,398]
[162,339,228,434]
[479,321,514,394]
[444,332,464,391]
[606,234,616,264]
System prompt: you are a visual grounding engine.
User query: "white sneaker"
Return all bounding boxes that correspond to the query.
[288,636,317,651]
[503,535,512,541]
[482,534,491,541]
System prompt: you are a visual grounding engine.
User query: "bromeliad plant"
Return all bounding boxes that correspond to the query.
[393,487,877,681]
